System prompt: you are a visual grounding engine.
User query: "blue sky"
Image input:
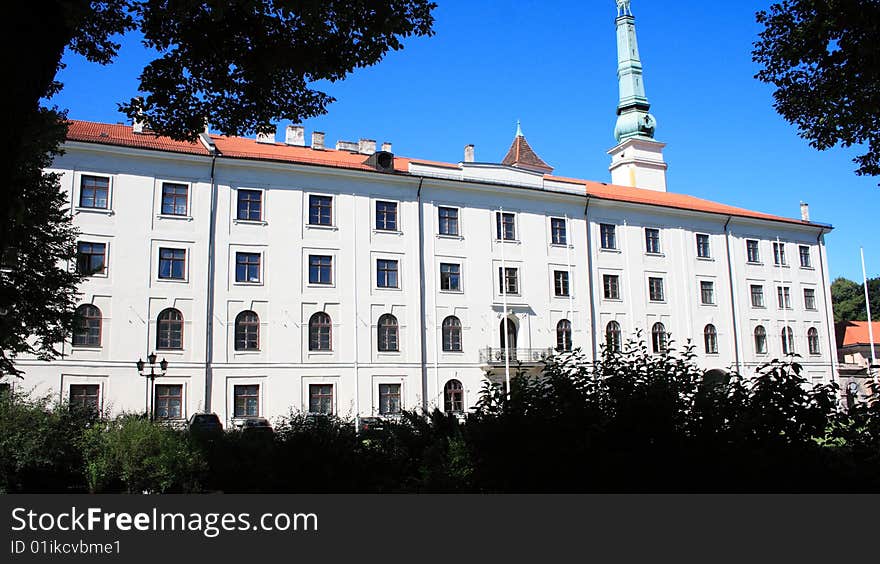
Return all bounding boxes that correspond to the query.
[53,0,877,281]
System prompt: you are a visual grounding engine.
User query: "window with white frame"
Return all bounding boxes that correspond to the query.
[309,384,333,415]
[79,175,110,209]
[600,223,617,250]
[750,284,764,307]
[700,280,715,305]
[376,259,399,288]
[440,263,461,291]
[550,218,567,245]
[233,384,259,417]
[645,228,661,254]
[495,212,516,241]
[777,286,792,309]
[746,239,760,263]
[648,277,664,302]
[799,245,812,268]
[554,270,570,297]
[696,234,711,258]
[438,207,459,236]
[498,267,519,295]
[773,242,787,266]
[603,274,620,300]
[378,383,401,415]
[375,201,398,231]
[804,288,817,310]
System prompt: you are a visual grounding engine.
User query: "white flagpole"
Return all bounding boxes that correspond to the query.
[565,214,575,346]
[860,247,878,386]
[776,237,790,354]
[499,208,511,400]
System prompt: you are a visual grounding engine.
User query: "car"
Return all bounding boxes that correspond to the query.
[240,417,273,436]
[188,412,223,432]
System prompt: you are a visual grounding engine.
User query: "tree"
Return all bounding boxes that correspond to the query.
[752,0,880,181]
[1,1,435,375]
[831,276,880,322]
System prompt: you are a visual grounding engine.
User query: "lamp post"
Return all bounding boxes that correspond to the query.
[136,353,168,420]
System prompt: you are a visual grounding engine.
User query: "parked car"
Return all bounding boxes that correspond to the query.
[188,413,223,439]
[240,417,273,436]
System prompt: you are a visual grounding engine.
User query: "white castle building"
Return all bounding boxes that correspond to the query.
[4,2,837,425]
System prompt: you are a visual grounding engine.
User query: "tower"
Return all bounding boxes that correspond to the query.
[607,0,668,192]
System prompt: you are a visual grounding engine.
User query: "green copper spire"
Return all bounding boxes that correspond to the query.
[613,0,657,143]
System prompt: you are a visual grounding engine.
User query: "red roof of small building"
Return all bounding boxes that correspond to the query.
[501,134,553,173]
[836,321,880,348]
[64,120,828,229]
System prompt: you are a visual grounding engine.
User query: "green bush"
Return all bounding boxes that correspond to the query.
[81,415,205,493]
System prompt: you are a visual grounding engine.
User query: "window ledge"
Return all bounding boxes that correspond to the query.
[70,346,102,352]
[441,350,465,354]
[233,281,264,287]
[746,261,763,266]
[306,283,336,289]
[157,214,193,222]
[800,266,815,271]
[603,297,623,302]
[156,277,189,284]
[376,286,403,292]
[155,349,185,356]
[700,303,718,307]
[439,289,464,294]
[233,218,267,226]
[373,229,403,236]
[307,350,334,356]
[550,243,574,250]
[232,350,262,355]
[437,234,464,241]
[752,305,767,309]
[648,300,667,304]
[645,252,665,257]
[305,224,337,231]
[599,247,621,253]
[75,207,114,216]
[696,256,714,262]
[376,351,402,357]
[495,239,521,245]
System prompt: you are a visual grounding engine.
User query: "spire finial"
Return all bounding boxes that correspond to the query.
[616,0,632,17]
[515,120,523,137]
[613,0,655,142]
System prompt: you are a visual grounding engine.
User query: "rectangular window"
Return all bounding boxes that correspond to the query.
[378,383,401,415]
[645,228,661,254]
[773,242,787,266]
[233,385,259,418]
[375,201,398,231]
[76,242,106,276]
[158,248,186,280]
[551,218,567,245]
[700,280,715,305]
[438,207,459,236]
[799,245,812,268]
[750,284,764,307]
[376,259,399,288]
[69,384,100,413]
[237,189,262,221]
[648,277,664,302]
[603,274,620,300]
[747,240,760,263]
[600,224,617,250]
[235,252,261,283]
[154,384,183,420]
[440,263,461,291]
[804,288,817,310]
[498,267,519,295]
[161,182,188,216]
[308,255,333,285]
[496,212,516,241]
[777,286,792,309]
[554,270,570,297]
[79,176,109,209]
[309,195,333,226]
[696,234,711,258]
[308,384,333,415]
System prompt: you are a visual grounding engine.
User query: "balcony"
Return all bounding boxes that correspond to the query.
[480,347,556,365]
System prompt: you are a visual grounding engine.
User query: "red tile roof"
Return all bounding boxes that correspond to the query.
[836,321,880,348]
[65,120,827,228]
[502,134,553,173]
[67,120,208,155]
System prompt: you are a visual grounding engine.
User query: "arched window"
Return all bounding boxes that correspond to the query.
[704,324,718,354]
[444,379,464,413]
[72,304,102,347]
[377,314,399,352]
[442,316,462,352]
[309,312,332,351]
[156,308,183,350]
[754,325,767,354]
[781,326,794,355]
[606,321,622,353]
[651,322,667,353]
[235,311,259,351]
[807,327,820,355]
[556,319,572,352]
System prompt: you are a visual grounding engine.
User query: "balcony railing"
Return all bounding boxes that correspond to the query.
[480,347,556,365]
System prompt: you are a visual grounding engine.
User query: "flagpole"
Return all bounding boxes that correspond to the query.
[499,208,511,400]
[565,214,575,332]
[860,247,878,386]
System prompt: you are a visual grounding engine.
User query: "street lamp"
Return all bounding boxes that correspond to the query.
[136,353,167,420]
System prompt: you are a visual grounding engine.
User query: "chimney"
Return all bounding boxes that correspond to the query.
[256,131,275,144]
[312,131,325,150]
[800,202,810,222]
[464,144,475,163]
[131,96,145,134]
[358,139,376,155]
[381,142,392,153]
[285,125,305,146]
[336,140,359,152]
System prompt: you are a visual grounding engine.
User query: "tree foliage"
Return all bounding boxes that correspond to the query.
[2,1,435,375]
[752,1,880,181]
[831,276,880,322]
